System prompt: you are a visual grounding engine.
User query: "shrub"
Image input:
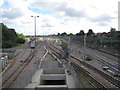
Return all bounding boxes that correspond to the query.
[86,55,92,61]
[2,41,15,48]
[17,38,25,44]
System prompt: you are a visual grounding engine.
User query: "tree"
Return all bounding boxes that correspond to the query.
[57,33,60,36]
[68,33,74,36]
[17,33,26,39]
[17,38,25,44]
[2,24,18,48]
[110,27,116,32]
[61,32,67,36]
[107,27,117,37]
[79,30,85,36]
[87,29,95,36]
[1,23,26,48]
[76,30,85,36]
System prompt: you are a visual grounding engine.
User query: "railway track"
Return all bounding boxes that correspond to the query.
[2,44,40,88]
[85,49,119,72]
[48,43,108,89]
[48,42,120,89]
[90,52,119,72]
[73,41,119,70]
[71,42,120,79]
[71,62,108,89]
[2,49,26,75]
[71,56,120,89]
[77,47,119,73]
[74,40,120,59]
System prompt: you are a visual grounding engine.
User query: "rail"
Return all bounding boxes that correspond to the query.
[2,44,40,88]
[48,42,120,89]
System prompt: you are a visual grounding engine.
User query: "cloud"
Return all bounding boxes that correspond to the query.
[0,0,118,35]
[56,3,86,18]
[29,0,59,10]
[0,0,4,6]
[2,7,24,19]
[1,0,28,22]
[30,1,86,18]
[97,22,109,26]
[45,23,54,27]
[88,14,115,22]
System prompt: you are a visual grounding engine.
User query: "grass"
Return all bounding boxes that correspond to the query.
[77,72,96,89]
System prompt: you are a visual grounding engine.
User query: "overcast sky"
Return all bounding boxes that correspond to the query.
[0,0,119,35]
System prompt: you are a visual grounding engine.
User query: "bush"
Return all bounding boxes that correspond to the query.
[17,38,25,44]
[2,41,15,48]
[61,40,68,50]
[86,55,92,61]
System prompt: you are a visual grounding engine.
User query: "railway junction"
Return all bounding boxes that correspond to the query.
[0,37,120,89]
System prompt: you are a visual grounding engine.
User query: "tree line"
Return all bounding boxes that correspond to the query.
[1,23,25,48]
[56,29,94,36]
[55,28,120,53]
[56,28,119,37]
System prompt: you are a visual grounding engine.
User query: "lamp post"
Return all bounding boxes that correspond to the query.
[31,15,39,44]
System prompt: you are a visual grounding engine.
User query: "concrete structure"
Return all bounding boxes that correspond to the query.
[40,68,66,81]
[35,85,68,89]
[26,53,81,89]
[42,68,65,74]
[35,58,68,89]
[41,61,63,68]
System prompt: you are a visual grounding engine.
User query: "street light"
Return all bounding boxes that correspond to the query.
[31,15,39,44]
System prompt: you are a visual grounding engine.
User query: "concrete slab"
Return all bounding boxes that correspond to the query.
[43,68,65,74]
[41,61,63,68]
[35,85,68,89]
[41,74,66,80]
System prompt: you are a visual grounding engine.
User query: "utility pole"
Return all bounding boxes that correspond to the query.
[68,36,71,66]
[84,34,86,60]
[31,15,39,45]
[41,26,45,41]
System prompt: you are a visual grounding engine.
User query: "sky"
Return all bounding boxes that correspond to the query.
[0,0,119,35]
